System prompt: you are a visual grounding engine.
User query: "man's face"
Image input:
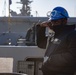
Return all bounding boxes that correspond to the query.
[51,18,67,26]
[51,19,62,26]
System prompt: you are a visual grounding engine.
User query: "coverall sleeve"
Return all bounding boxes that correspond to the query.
[36,25,47,49]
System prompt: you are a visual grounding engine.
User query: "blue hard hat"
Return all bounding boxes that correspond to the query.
[49,6,69,21]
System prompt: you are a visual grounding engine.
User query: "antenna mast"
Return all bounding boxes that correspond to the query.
[17,0,33,16]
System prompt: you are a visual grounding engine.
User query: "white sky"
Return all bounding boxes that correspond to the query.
[0,0,76,17]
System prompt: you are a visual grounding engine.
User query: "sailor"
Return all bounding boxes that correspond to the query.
[36,6,76,75]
